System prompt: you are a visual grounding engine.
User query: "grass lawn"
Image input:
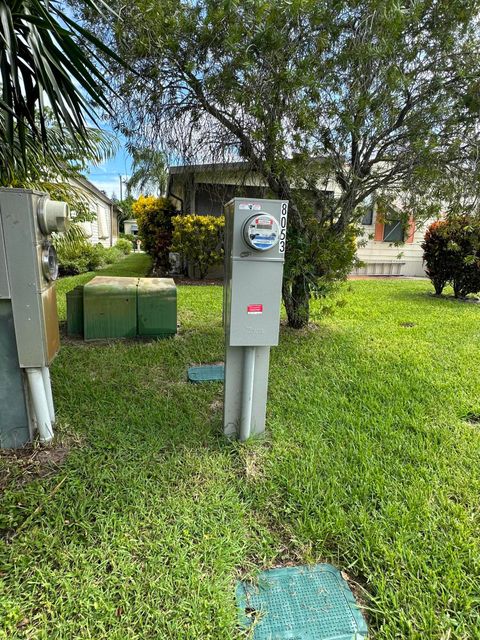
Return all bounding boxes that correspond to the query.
[1,274,480,639]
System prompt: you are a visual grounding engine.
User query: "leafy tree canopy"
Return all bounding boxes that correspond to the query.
[76,0,480,327]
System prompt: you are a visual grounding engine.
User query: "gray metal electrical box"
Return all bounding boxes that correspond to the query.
[223,198,288,440]
[0,189,68,447]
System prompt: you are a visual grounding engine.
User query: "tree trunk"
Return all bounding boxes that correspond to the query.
[433,278,445,295]
[282,274,310,328]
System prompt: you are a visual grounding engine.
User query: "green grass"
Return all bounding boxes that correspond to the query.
[1,277,480,639]
[55,253,152,321]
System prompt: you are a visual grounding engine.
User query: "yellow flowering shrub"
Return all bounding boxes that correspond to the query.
[133,195,176,269]
[171,214,224,279]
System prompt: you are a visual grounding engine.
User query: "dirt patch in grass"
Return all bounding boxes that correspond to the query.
[340,568,371,624]
[0,444,70,494]
[209,398,223,413]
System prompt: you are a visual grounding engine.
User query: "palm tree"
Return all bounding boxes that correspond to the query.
[126,146,168,196]
[0,0,122,176]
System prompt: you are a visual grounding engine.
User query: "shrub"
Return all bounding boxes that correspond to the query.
[447,219,480,298]
[133,195,176,271]
[100,246,123,265]
[56,241,123,276]
[422,217,480,297]
[422,221,453,295]
[120,232,136,243]
[58,256,90,276]
[115,238,132,255]
[171,214,224,279]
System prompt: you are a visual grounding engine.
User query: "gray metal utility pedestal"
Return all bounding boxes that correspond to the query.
[0,189,68,447]
[223,198,288,440]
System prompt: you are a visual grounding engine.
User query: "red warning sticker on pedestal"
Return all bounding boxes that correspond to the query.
[247,304,263,315]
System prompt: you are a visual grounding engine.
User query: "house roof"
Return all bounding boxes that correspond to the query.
[73,175,116,205]
[167,162,260,195]
[168,161,250,175]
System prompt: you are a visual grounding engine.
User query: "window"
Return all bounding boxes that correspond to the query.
[383,220,404,242]
[361,196,374,225]
[361,209,373,225]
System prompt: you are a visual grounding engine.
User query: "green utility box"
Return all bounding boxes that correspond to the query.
[137,278,177,337]
[66,285,84,337]
[83,276,138,340]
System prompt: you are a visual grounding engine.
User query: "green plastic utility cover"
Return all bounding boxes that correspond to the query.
[187,364,224,383]
[83,276,138,340]
[137,277,176,337]
[66,285,84,337]
[237,564,368,640]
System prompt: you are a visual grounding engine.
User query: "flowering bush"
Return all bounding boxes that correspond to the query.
[171,214,224,279]
[133,195,176,270]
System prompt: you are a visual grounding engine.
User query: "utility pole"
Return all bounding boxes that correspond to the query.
[119,174,123,202]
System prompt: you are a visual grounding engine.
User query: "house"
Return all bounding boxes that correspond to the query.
[70,176,120,247]
[167,162,429,277]
[123,219,139,236]
[354,209,427,277]
[168,162,271,215]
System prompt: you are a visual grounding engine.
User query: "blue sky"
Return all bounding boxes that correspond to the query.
[85,131,132,200]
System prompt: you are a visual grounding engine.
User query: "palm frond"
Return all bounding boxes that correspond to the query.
[126,146,168,196]
[0,0,123,170]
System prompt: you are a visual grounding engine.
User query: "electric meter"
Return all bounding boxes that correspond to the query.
[41,242,59,281]
[37,197,69,234]
[243,213,280,251]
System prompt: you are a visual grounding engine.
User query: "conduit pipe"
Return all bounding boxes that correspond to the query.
[26,368,54,443]
[41,366,55,423]
[239,347,256,442]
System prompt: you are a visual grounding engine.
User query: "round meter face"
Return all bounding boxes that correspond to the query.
[41,242,59,282]
[243,214,280,251]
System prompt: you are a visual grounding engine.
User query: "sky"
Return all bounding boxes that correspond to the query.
[85,132,132,200]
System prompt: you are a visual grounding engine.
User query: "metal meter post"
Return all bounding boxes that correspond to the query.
[223,197,288,441]
[0,188,68,447]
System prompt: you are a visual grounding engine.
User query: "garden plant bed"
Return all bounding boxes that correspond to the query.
[1,276,479,639]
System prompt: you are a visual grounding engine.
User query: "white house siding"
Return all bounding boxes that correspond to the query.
[82,213,103,245]
[70,177,118,247]
[355,210,431,277]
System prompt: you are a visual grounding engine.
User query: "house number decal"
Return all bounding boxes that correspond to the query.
[279,203,288,253]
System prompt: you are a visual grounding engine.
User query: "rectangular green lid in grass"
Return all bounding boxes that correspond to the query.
[187,364,224,382]
[237,564,368,640]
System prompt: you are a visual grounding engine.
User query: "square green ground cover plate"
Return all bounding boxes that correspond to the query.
[237,564,368,640]
[187,364,224,383]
